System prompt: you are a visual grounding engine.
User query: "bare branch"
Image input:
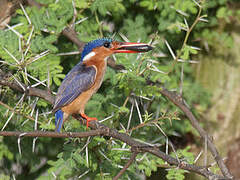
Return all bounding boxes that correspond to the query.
[0,130,105,138]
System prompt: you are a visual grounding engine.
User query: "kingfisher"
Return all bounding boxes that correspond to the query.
[53,38,152,132]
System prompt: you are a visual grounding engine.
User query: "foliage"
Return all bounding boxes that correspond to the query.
[0,0,237,179]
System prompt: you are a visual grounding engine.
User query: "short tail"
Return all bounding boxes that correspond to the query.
[55,110,64,133]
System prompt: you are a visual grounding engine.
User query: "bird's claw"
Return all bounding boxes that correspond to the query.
[80,113,97,128]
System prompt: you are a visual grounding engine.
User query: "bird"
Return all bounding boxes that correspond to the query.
[53,38,153,132]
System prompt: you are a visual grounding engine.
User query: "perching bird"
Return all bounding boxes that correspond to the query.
[53,38,152,132]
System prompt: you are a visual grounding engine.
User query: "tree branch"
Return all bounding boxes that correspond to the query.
[0,130,105,138]
[113,151,138,180]
[160,88,233,179]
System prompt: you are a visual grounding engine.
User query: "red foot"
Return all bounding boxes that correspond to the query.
[80,113,97,128]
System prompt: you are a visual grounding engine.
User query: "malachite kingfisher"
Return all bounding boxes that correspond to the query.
[53,38,153,132]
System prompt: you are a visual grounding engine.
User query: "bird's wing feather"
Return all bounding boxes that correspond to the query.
[53,63,96,112]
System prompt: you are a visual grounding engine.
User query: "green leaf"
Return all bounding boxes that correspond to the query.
[216,7,227,18]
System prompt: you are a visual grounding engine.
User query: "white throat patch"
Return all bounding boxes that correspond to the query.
[82,51,96,61]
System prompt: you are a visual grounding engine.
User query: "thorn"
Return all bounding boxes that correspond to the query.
[12,75,26,91]
[71,0,77,27]
[180,63,184,95]
[150,64,168,74]
[27,73,47,87]
[1,112,14,131]
[51,172,56,178]
[56,51,80,56]
[199,17,209,22]
[75,17,88,25]
[170,6,189,17]
[30,98,39,116]
[120,123,126,132]
[0,60,16,67]
[99,113,114,123]
[165,40,176,60]
[86,143,89,167]
[47,67,50,89]
[98,149,112,162]
[134,98,143,124]
[29,50,50,65]
[194,150,203,163]
[79,137,91,153]
[17,133,27,156]
[34,109,39,130]
[24,67,30,83]
[190,46,201,50]
[20,3,31,25]
[32,137,38,153]
[112,148,130,151]
[4,23,23,38]
[4,23,23,32]
[19,37,22,54]
[119,32,130,42]
[78,170,90,179]
[154,123,167,137]
[31,79,47,88]
[111,32,117,39]
[184,18,189,30]
[192,0,201,8]
[166,137,168,155]
[127,103,134,131]
[26,26,34,47]
[3,47,20,65]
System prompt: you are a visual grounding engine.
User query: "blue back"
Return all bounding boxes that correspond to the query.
[81,38,113,61]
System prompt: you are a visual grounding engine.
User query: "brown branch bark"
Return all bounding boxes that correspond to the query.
[113,151,138,180]
[0,130,105,138]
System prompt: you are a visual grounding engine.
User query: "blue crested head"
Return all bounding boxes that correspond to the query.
[81,38,113,61]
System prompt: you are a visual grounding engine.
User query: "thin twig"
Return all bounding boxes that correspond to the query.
[113,151,138,180]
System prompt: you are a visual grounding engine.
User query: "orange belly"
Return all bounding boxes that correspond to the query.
[62,60,107,115]
[62,89,94,114]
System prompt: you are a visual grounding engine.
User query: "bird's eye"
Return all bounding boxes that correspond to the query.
[103,42,111,48]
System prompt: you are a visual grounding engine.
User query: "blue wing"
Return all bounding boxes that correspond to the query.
[53,62,96,112]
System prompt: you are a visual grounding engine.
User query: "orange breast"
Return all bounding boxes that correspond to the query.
[62,58,107,115]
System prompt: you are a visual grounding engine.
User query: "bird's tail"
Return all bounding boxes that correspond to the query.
[55,110,64,133]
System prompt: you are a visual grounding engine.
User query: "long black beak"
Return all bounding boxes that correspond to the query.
[113,42,153,53]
